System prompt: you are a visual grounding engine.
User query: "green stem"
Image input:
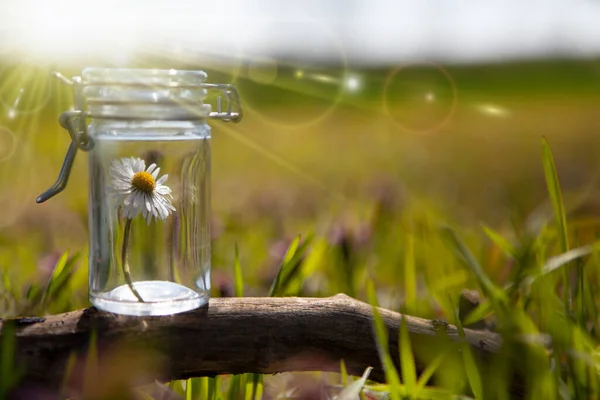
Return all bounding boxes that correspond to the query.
[122,218,144,302]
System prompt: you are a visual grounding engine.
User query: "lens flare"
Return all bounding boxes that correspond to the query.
[0,132,35,229]
[0,64,52,115]
[234,17,347,129]
[0,126,16,162]
[248,57,279,85]
[475,103,511,118]
[344,75,362,93]
[383,63,457,134]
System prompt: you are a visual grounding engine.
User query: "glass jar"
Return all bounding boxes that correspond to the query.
[37,68,242,316]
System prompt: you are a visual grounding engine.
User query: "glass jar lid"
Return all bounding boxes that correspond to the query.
[81,68,211,120]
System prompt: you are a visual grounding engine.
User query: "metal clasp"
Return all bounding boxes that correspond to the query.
[36,74,90,203]
[36,71,242,204]
[204,83,243,122]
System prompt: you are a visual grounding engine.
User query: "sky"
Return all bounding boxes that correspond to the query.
[1,0,600,65]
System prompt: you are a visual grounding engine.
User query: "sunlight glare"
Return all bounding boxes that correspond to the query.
[475,103,511,118]
[311,74,336,84]
[344,75,361,92]
[5,0,142,61]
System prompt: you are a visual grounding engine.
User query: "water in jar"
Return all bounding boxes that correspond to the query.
[88,128,211,316]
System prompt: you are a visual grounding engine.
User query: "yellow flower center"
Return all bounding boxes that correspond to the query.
[131,171,156,193]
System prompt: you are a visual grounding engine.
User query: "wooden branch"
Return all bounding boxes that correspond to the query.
[1,294,511,394]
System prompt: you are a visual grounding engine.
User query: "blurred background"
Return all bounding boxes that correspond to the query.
[1,0,600,314]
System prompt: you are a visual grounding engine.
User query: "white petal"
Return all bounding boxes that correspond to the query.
[123,165,134,179]
[122,158,132,171]
[116,169,132,180]
[155,184,171,195]
[112,188,132,197]
[154,195,171,219]
[158,192,175,208]
[133,158,145,172]
[123,192,135,206]
[165,200,175,213]
[153,199,165,219]
[133,193,141,209]
[151,167,160,179]
[112,181,131,190]
[156,174,169,184]
[132,202,144,219]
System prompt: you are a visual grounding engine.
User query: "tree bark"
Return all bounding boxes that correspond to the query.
[0,294,509,394]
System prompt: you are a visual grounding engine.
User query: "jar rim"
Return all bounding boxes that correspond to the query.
[82,68,208,87]
[80,68,211,121]
[54,67,241,123]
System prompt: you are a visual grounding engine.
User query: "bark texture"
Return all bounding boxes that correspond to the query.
[0,294,511,394]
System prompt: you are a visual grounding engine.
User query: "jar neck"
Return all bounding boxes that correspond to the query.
[89,119,211,138]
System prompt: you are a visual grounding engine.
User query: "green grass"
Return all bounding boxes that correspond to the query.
[2,59,600,398]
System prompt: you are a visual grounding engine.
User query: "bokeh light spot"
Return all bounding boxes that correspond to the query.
[383,63,457,134]
[344,75,362,92]
[475,103,511,118]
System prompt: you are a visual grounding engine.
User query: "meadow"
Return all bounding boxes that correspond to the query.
[1,58,600,398]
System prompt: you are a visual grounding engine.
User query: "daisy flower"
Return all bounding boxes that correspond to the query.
[109,157,175,224]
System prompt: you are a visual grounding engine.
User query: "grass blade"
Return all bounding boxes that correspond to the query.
[399,314,417,395]
[340,359,349,387]
[227,375,243,400]
[414,349,451,397]
[542,136,571,309]
[440,226,507,307]
[0,321,22,398]
[268,235,300,297]
[461,243,599,327]
[501,244,598,290]
[542,244,595,276]
[186,378,193,400]
[43,252,80,309]
[542,137,569,254]
[249,373,262,400]
[482,224,516,259]
[404,232,417,314]
[233,244,244,297]
[461,300,493,328]
[208,376,220,400]
[451,298,482,400]
[366,279,402,400]
[286,238,328,295]
[268,234,314,297]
